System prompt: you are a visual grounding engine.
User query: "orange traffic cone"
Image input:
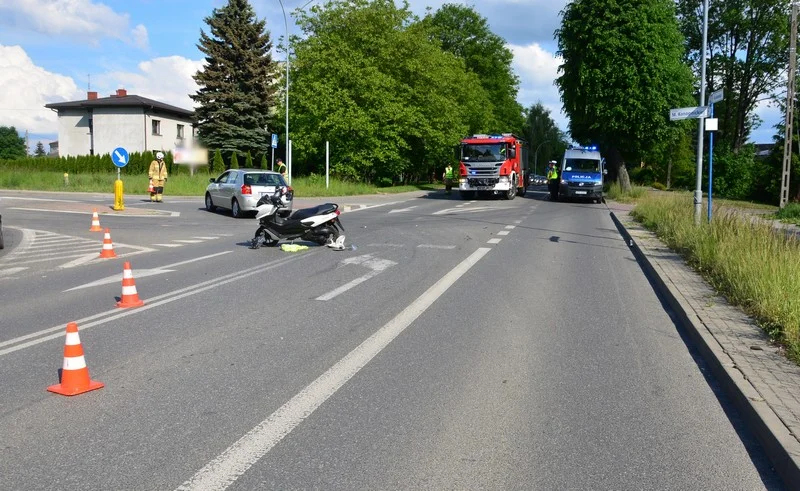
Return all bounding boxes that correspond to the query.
[148,179,154,194]
[117,261,144,308]
[47,322,104,396]
[89,209,102,232]
[98,228,117,258]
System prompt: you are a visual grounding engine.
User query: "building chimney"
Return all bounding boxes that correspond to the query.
[87,91,98,100]
[116,88,127,97]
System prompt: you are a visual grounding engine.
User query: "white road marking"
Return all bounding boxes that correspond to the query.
[9,207,180,217]
[316,254,397,301]
[514,220,522,224]
[63,251,232,292]
[342,201,402,213]
[505,225,516,230]
[153,243,184,248]
[0,196,79,202]
[64,268,176,292]
[497,231,510,236]
[417,244,456,250]
[388,205,417,213]
[192,237,220,240]
[60,253,102,269]
[488,238,502,244]
[0,251,291,356]
[173,240,204,244]
[176,247,491,491]
[0,267,28,277]
[432,206,492,215]
[366,243,404,248]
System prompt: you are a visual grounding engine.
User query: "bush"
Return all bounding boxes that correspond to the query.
[652,182,666,191]
[776,202,800,220]
[377,177,393,188]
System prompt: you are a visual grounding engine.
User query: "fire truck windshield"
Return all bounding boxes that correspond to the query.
[462,143,506,162]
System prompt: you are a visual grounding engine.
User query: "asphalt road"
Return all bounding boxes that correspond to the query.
[0,187,782,490]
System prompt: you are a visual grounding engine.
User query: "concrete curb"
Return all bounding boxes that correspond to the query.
[610,211,800,489]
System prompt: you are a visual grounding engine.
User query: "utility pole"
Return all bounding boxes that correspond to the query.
[781,1,798,208]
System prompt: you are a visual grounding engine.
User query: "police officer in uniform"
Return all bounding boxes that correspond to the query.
[547,160,559,201]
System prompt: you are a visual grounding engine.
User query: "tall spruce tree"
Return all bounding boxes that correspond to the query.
[192,0,278,157]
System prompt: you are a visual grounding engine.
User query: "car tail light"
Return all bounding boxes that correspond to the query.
[241,184,252,195]
[335,210,341,216]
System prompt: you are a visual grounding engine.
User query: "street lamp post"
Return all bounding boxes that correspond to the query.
[278,0,289,184]
[694,0,710,224]
[534,140,551,177]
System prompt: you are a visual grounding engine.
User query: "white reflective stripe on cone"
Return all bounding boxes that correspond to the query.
[122,285,138,295]
[63,355,87,370]
[123,269,133,279]
[65,332,81,346]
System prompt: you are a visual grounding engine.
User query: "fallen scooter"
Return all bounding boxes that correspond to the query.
[250,188,346,250]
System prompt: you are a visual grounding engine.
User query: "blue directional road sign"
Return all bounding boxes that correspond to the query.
[271,133,278,149]
[112,147,129,168]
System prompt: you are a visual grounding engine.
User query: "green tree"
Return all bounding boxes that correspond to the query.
[423,4,524,133]
[259,153,267,169]
[245,151,254,168]
[230,152,240,169]
[676,0,789,151]
[522,102,569,176]
[0,126,26,160]
[556,0,695,191]
[289,0,492,182]
[211,149,224,174]
[34,141,46,157]
[191,0,279,157]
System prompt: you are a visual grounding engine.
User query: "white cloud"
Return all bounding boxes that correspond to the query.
[0,45,81,133]
[510,42,568,132]
[0,46,202,135]
[131,24,149,50]
[99,56,204,111]
[0,0,146,48]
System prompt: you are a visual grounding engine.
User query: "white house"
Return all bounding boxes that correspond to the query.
[45,89,195,158]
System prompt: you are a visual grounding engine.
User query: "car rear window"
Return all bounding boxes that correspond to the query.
[244,173,284,186]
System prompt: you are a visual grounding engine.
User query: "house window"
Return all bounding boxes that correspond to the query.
[177,124,185,139]
[152,119,161,136]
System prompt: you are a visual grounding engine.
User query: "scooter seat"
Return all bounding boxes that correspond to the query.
[290,203,338,221]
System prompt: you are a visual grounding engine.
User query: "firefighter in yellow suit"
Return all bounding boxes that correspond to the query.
[148,152,168,202]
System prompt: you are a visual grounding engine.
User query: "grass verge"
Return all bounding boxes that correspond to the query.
[631,192,800,364]
[605,182,649,203]
[0,169,440,197]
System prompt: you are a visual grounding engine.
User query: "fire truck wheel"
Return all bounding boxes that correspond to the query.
[504,176,517,200]
[460,191,476,199]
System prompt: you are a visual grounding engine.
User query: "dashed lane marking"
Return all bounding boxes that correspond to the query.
[488,238,502,244]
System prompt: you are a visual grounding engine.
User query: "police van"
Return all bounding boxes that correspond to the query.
[558,146,606,203]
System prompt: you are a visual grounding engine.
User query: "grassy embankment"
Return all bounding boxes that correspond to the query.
[0,169,439,197]
[627,191,799,364]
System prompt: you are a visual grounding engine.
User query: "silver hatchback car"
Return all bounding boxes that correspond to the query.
[205,170,293,218]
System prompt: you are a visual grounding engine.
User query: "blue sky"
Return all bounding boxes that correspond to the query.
[0,0,783,153]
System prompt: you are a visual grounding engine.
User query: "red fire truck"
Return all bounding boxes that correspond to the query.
[457,133,528,199]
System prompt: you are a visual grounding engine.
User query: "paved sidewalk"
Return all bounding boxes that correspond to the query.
[606,201,800,487]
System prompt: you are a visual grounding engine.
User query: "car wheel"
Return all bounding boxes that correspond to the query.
[231,198,242,218]
[205,193,216,212]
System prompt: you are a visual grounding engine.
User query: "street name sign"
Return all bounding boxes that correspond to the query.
[670,106,709,121]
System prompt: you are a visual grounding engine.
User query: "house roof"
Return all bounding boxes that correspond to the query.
[45,94,194,118]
